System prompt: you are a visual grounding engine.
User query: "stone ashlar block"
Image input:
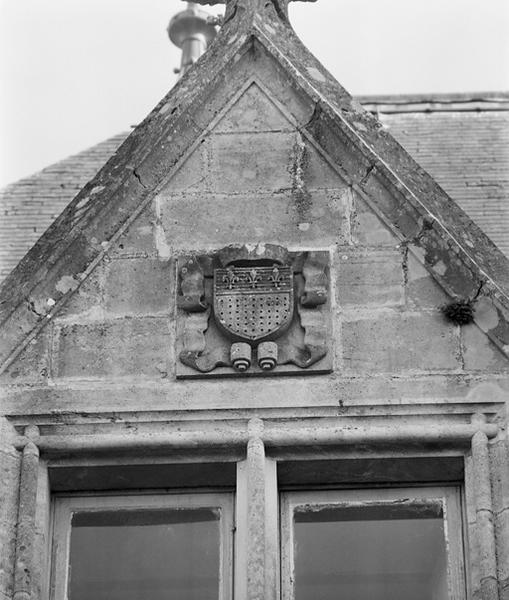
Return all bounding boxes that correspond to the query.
[304,109,371,184]
[406,252,448,309]
[207,132,294,193]
[165,144,207,192]
[304,144,345,190]
[54,317,172,378]
[109,205,158,257]
[213,83,295,134]
[0,327,51,384]
[414,232,481,301]
[337,249,404,307]
[462,325,509,373]
[342,312,461,374]
[351,195,399,247]
[58,266,104,318]
[157,190,350,249]
[104,258,173,316]
[360,171,422,241]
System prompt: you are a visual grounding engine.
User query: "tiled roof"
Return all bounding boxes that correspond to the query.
[1,93,508,281]
[0,133,128,281]
[361,93,509,257]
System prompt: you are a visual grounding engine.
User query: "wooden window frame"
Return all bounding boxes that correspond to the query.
[49,491,235,600]
[45,457,470,600]
[280,486,467,600]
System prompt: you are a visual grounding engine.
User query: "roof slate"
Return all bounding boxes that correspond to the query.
[380,106,509,257]
[1,96,507,282]
[0,134,127,281]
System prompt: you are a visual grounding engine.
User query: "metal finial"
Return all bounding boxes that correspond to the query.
[168,2,219,77]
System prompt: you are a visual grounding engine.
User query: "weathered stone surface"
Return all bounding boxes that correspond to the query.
[304,108,371,184]
[351,195,398,246]
[490,439,509,587]
[501,578,509,600]
[104,258,173,316]
[465,454,483,600]
[1,6,508,380]
[473,295,509,358]
[14,441,39,600]
[463,325,509,372]
[342,312,461,373]
[0,327,51,384]
[207,132,294,192]
[0,2,508,596]
[359,171,422,241]
[412,231,483,300]
[57,266,104,318]
[405,252,448,309]
[0,418,20,600]
[475,296,503,334]
[302,144,345,190]
[213,83,294,133]
[157,189,350,248]
[176,247,332,378]
[109,205,158,257]
[32,466,50,600]
[2,374,508,416]
[337,248,404,307]
[54,317,172,378]
[163,145,207,192]
[490,438,509,515]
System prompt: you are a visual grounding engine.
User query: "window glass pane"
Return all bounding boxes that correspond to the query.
[69,508,221,600]
[293,501,448,600]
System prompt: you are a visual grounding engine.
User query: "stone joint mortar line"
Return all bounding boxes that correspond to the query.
[475,507,495,517]
[495,506,509,518]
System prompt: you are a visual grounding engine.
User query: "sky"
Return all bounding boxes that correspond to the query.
[0,0,508,188]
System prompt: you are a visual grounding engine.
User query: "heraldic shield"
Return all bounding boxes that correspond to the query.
[176,245,331,377]
[213,265,294,343]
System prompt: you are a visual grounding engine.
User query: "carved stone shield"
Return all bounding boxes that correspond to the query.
[213,265,294,342]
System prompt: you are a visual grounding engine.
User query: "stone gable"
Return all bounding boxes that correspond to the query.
[0,3,508,597]
[2,60,507,402]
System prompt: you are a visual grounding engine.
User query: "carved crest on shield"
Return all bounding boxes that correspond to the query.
[176,244,331,378]
[214,265,294,342]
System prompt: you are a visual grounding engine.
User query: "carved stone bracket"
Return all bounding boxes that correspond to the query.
[176,244,332,378]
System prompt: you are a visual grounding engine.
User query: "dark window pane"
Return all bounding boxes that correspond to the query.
[69,508,221,600]
[293,502,448,600]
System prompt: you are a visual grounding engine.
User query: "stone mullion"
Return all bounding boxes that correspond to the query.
[246,433,266,599]
[236,418,279,600]
[471,427,499,600]
[13,427,40,600]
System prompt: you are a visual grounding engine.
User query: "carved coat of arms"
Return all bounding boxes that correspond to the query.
[176,245,331,378]
[214,265,293,342]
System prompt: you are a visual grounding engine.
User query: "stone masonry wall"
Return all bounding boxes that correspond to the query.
[0,43,508,600]
[2,83,508,411]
